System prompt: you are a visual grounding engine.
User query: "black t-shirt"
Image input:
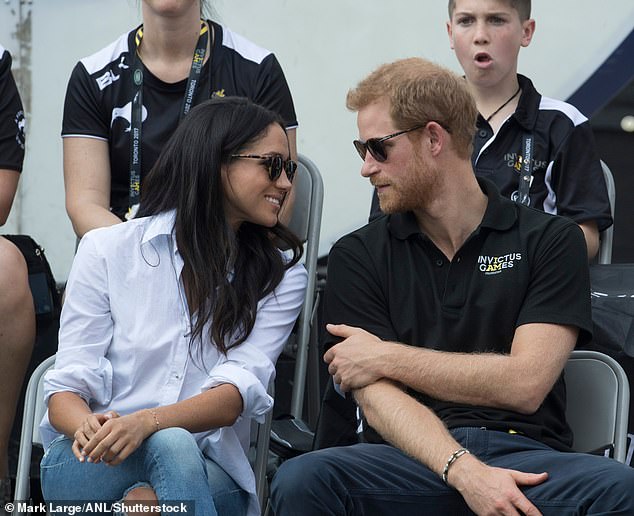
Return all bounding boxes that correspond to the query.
[62,21,297,220]
[326,178,592,451]
[0,47,25,172]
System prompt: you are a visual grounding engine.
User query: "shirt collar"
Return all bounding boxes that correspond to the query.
[139,210,182,267]
[388,177,517,240]
[140,209,177,244]
[512,74,541,131]
[477,177,517,231]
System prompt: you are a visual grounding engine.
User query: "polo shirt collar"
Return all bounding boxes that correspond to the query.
[388,177,517,240]
[477,177,517,231]
[512,74,541,131]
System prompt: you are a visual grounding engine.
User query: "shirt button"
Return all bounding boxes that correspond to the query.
[478,129,488,138]
[436,259,443,267]
[456,256,461,263]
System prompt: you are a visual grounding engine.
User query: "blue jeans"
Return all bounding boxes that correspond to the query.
[270,427,634,515]
[41,428,248,516]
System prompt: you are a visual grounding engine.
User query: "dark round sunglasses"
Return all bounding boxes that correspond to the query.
[353,125,424,163]
[231,154,297,183]
[353,122,451,162]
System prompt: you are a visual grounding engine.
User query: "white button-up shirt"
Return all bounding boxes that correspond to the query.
[41,211,307,515]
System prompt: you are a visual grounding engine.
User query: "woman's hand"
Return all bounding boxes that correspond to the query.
[71,410,119,461]
[80,409,156,466]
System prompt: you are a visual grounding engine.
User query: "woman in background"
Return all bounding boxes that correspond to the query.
[0,43,34,510]
[63,0,298,237]
[40,97,307,516]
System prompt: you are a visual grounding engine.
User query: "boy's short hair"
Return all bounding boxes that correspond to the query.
[448,0,531,21]
[346,58,477,160]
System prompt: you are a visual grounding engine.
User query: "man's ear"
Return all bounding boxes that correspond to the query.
[446,21,455,50]
[426,122,445,157]
[521,19,536,47]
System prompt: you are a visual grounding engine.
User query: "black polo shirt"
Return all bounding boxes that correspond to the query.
[325,178,592,451]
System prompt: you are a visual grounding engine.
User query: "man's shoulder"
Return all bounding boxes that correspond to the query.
[516,204,586,253]
[518,203,580,230]
[332,215,392,253]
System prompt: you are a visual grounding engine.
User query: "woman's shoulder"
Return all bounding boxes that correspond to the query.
[79,215,161,255]
[280,255,308,289]
[74,28,135,78]
[210,20,274,66]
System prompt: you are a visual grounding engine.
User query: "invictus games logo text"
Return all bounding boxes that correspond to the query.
[478,253,522,275]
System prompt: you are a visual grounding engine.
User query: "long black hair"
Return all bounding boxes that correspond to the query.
[137,97,303,354]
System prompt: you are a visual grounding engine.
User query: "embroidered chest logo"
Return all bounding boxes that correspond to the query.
[477,253,522,275]
[503,153,547,173]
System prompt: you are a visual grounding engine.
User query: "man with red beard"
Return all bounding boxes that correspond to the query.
[270,58,634,516]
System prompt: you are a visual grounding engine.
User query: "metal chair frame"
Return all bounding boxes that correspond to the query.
[286,154,324,420]
[598,160,616,264]
[565,349,630,463]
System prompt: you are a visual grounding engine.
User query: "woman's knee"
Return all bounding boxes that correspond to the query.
[146,427,197,452]
[123,485,159,513]
[144,427,205,472]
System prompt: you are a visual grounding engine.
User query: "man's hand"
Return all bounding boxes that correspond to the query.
[450,454,547,516]
[324,324,392,391]
[79,410,155,466]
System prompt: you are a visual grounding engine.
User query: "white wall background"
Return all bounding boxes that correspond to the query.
[2,0,633,280]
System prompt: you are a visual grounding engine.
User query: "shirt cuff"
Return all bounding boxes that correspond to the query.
[43,356,113,406]
[201,363,273,423]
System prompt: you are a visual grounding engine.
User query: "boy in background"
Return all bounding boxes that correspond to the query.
[446,0,611,259]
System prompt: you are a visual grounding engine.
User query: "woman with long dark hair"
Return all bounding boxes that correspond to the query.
[40,97,306,516]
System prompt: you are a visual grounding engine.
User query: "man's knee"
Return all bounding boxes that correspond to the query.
[601,464,634,510]
[271,450,342,514]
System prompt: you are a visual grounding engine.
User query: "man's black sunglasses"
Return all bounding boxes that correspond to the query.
[231,154,297,183]
[353,122,451,162]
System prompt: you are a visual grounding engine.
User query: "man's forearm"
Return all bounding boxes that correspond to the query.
[354,380,461,477]
[373,324,576,414]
